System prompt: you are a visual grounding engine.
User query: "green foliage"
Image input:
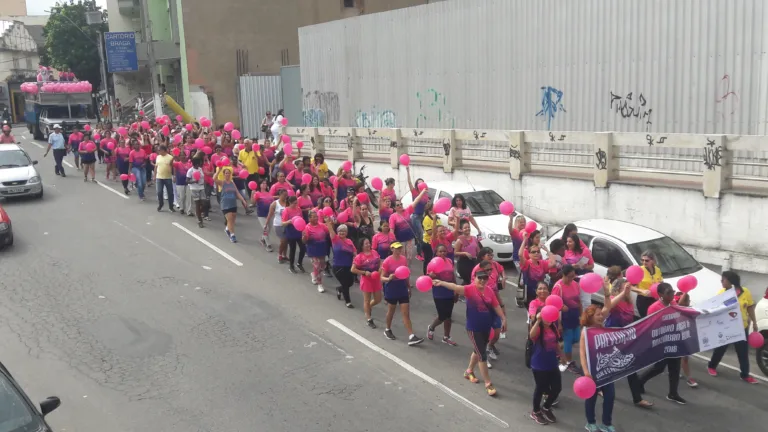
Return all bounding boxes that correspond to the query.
[41,1,107,89]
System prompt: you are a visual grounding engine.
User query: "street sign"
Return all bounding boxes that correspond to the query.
[85,11,103,25]
[104,32,138,73]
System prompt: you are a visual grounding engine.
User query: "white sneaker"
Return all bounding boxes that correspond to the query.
[317,284,325,293]
[311,273,317,284]
[487,360,493,369]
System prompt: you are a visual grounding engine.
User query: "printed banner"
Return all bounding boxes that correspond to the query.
[584,290,744,387]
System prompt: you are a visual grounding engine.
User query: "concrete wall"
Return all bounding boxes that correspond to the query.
[319,155,768,273]
[180,0,427,124]
[1,0,26,16]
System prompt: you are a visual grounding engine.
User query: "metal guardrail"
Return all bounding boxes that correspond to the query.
[280,127,765,198]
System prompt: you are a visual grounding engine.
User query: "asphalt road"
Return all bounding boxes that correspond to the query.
[1,128,766,432]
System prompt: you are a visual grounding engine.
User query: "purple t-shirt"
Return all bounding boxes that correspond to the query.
[464,284,499,332]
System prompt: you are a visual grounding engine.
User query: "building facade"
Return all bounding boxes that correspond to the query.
[0,0,26,16]
[179,0,429,123]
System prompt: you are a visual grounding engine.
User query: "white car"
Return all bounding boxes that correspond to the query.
[544,219,722,308]
[756,294,768,376]
[0,144,43,199]
[401,181,541,263]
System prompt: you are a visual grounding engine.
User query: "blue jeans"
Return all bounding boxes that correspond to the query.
[410,213,424,254]
[156,178,174,208]
[131,166,147,198]
[585,382,614,426]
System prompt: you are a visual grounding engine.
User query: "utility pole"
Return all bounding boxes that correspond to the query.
[95,31,111,120]
[139,0,163,117]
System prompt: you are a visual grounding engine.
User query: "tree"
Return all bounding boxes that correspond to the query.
[40,1,107,90]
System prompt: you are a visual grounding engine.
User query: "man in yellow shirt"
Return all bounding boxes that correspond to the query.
[707,271,758,384]
[238,139,260,197]
[154,145,175,212]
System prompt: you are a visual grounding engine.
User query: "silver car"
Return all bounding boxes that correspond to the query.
[0,144,43,199]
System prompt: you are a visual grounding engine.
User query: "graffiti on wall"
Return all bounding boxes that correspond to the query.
[610,91,653,131]
[354,107,398,128]
[302,91,340,127]
[715,74,739,122]
[703,138,722,170]
[416,89,456,128]
[535,86,567,130]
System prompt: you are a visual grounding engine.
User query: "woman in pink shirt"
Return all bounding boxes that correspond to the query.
[381,178,397,206]
[454,219,480,285]
[351,237,383,329]
[372,220,397,260]
[380,242,424,345]
[269,171,292,196]
[302,210,330,293]
[297,185,314,220]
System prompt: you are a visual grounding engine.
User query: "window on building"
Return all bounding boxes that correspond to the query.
[12,57,19,69]
[343,0,355,7]
[25,56,32,70]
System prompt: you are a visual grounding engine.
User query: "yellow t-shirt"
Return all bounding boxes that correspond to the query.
[717,287,755,328]
[155,154,174,180]
[315,162,329,180]
[638,266,663,295]
[422,215,441,244]
[238,150,259,174]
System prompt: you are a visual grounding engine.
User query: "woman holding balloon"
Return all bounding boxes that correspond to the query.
[282,196,307,273]
[551,265,582,373]
[78,131,97,182]
[116,139,132,194]
[302,210,330,293]
[432,270,507,397]
[426,245,458,345]
[351,237,383,328]
[578,276,627,432]
[405,165,429,259]
[215,166,249,243]
[529,302,564,425]
[380,243,425,345]
[473,248,507,363]
[519,231,557,310]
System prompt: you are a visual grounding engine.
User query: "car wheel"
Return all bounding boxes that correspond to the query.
[35,188,43,199]
[757,331,768,377]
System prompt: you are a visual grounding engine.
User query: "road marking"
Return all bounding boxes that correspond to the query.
[171,222,244,267]
[113,220,186,262]
[327,319,509,428]
[96,180,129,199]
[691,353,768,383]
[63,160,74,168]
[28,141,44,149]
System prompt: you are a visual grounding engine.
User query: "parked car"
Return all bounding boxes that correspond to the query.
[544,219,722,310]
[755,292,768,376]
[0,361,61,431]
[0,144,43,199]
[401,181,541,263]
[0,203,11,248]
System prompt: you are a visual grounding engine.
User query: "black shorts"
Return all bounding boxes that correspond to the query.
[222,207,237,215]
[434,298,455,321]
[467,330,490,362]
[386,296,409,305]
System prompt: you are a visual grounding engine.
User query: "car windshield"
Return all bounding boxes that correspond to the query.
[46,105,92,119]
[0,151,30,169]
[461,190,505,216]
[626,236,702,278]
[0,373,42,432]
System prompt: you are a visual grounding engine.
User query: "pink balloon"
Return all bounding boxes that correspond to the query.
[399,154,410,166]
[394,266,410,280]
[282,135,291,144]
[86,142,96,152]
[286,188,295,197]
[291,216,306,231]
[748,331,765,349]
[252,144,260,152]
[427,257,445,273]
[118,127,127,136]
[172,147,180,156]
[418,182,428,191]
[161,125,170,136]
[193,171,202,181]
[322,207,334,217]
[224,122,234,132]
[580,273,603,294]
[336,210,349,223]
[677,275,698,293]
[139,110,144,116]
[248,181,257,190]
[83,124,91,131]
[120,174,129,181]
[650,282,660,299]
[128,173,137,182]
[541,305,560,323]
[238,169,249,179]
[302,173,312,185]
[574,376,597,399]
[341,161,353,171]
[525,221,538,234]
[141,121,150,130]
[220,157,230,166]
[185,123,193,131]
[296,141,304,149]
[231,130,241,140]
[176,115,183,122]
[195,138,205,148]
[499,201,515,216]
[434,197,451,213]
[93,133,101,140]
[371,271,380,281]
[280,117,288,126]
[356,192,369,204]
[202,146,213,155]
[214,131,222,137]
[371,177,383,191]
[106,142,115,150]
[416,276,433,292]
[162,115,171,124]
[283,144,292,155]
[173,134,182,144]
[545,294,563,310]
[625,265,644,285]
[156,116,165,125]
[201,118,211,128]
[211,155,220,165]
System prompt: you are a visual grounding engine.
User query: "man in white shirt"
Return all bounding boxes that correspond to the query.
[43,125,67,177]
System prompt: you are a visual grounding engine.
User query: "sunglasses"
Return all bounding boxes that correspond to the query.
[477,276,489,281]
[530,250,540,254]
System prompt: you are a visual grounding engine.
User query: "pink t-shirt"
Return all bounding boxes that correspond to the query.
[281,206,303,222]
[455,235,480,258]
[116,146,131,163]
[552,279,581,310]
[298,195,313,212]
[372,231,396,257]
[269,181,292,196]
[471,261,504,293]
[129,149,146,166]
[353,251,382,293]
[528,298,546,318]
[303,223,330,257]
[647,299,677,315]
[382,255,408,277]
[522,259,550,282]
[565,247,594,267]
[381,188,397,203]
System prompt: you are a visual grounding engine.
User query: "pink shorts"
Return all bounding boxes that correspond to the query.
[359,276,382,293]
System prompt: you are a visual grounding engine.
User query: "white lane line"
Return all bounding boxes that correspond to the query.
[113,220,186,263]
[691,353,768,383]
[28,141,44,149]
[96,180,130,199]
[171,222,244,267]
[327,319,509,429]
[63,160,74,168]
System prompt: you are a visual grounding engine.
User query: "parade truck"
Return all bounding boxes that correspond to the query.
[24,84,95,141]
